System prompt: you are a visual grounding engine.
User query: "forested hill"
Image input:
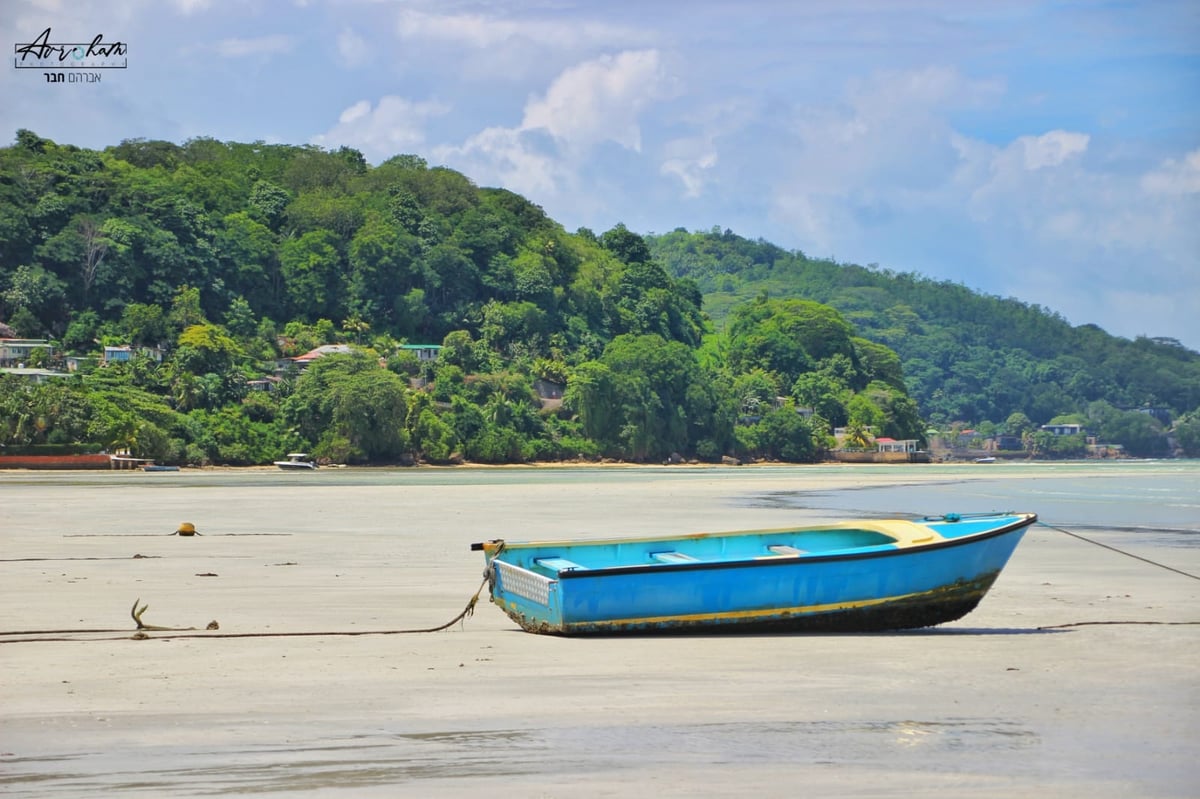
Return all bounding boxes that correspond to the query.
[0,131,932,465]
[649,229,1200,431]
[1,131,1198,465]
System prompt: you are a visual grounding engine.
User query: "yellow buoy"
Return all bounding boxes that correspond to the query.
[176,522,197,536]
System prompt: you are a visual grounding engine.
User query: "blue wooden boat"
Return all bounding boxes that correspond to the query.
[471,512,1036,635]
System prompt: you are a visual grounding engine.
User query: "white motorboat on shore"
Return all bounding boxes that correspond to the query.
[273,453,317,470]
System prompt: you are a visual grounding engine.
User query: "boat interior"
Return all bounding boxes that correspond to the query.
[486,514,1033,578]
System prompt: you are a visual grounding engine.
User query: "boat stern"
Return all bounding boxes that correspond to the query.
[472,539,567,634]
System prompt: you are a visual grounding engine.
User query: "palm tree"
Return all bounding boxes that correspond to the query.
[843,420,874,451]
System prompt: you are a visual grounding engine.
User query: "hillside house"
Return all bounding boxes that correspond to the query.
[1041,423,1083,436]
[103,345,133,365]
[0,338,53,367]
[0,366,70,384]
[290,344,354,367]
[102,345,164,366]
[400,344,442,362]
[875,437,920,453]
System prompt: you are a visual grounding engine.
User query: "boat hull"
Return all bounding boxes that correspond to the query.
[478,513,1035,635]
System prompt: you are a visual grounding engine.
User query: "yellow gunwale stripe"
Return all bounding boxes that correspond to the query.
[484,519,946,551]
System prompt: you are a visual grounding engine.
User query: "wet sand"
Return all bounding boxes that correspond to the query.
[1,466,1198,797]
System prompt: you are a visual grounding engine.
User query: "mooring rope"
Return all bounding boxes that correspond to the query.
[0,575,491,644]
[1038,620,1200,629]
[1038,521,1200,582]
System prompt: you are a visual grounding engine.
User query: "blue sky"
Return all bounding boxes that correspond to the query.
[4,0,1198,349]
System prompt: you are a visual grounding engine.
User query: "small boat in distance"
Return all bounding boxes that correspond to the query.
[472,512,1036,636]
[142,463,180,472]
[273,453,318,470]
[974,456,997,464]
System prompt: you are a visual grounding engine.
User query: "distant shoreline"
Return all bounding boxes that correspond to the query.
[0,455,1168,474]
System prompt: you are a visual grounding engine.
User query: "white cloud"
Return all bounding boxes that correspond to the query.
[336,100,371,125]
[336,27,369,68]
[740,61,1196,345]
[395,8,520,49]
[961,130,1092,232]
[436,49,671,199]
[215,34,294,58]
[394,8,647,52]
[766,67,996,247]
[438,126,565,198]
[172,0,210,14]
[1017,130,1089,170]
[660,137,718,198]
[520,50,671,154]
[312,96,449,161]
[386,6,658,85]
[1141,148,1200,196]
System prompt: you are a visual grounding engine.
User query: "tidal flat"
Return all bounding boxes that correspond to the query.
[2,462,1198,797]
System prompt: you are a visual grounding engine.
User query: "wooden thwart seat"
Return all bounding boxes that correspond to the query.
[535,557,586,572]
[767,545,805,556]
[650,551,700,564]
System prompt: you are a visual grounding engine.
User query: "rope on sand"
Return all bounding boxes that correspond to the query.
[1033,522,1200,630]
[0,577,490,644]
[1038,521,1200,582]
[1038,620,1200,630]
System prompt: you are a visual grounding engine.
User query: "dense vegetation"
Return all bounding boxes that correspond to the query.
[650,228,1200,458]
[2,131,1197,464]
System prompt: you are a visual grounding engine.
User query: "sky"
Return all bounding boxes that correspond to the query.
[3,0,1198,350]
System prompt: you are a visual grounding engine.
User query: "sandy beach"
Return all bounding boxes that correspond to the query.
[2,465,1198,797]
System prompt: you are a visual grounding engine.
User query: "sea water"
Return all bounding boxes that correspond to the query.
[742,460,1200,548]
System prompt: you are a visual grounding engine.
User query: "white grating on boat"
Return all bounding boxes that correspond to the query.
[495,560,551,606]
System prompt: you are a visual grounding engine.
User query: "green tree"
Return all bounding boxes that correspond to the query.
[121,303,169,347]
[600,223,652,265]
[347,215,419,324]
[841,420,874,451]
[1102,411,1167,458]
[1173,411,1200,457]
[439,330,481,372]
[170,285,207,330]
[599,334,708,461]
[791,372,849,428]
[3,264,67,331]
[727,297,860,386]
[61,310,101,352]
[175,323,243,374]
[215,211,279,316]
[853,337,906,391]
[845,393,884,434]
[281,350,410,462]
[732,369,779,418]
[248,179,290,230]
[1005,412,1035,436]
[224,296,258,339]
[754,403,821,462]
[562,361,621,450]
[279,229,342,319]
[411,406,457,463]
[326,369,411,462]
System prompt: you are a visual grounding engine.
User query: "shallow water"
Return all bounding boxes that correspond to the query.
[2,718,1042,794]
[743,460,1200,548]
